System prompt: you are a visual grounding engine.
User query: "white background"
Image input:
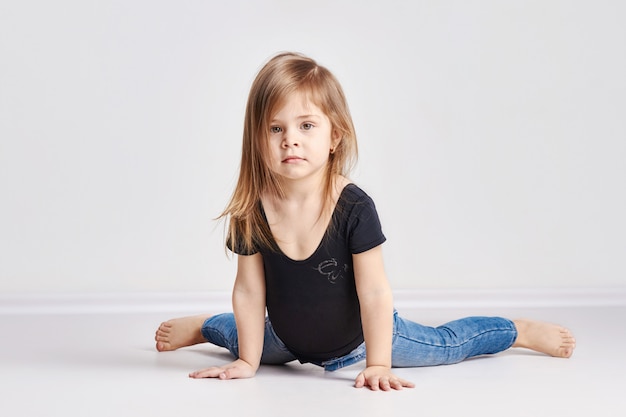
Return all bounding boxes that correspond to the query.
[1,0,624,293]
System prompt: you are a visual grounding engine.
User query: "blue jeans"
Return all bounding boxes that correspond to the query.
[201,310,517,371]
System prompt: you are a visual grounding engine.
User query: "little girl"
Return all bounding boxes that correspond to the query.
[155,52,576,391]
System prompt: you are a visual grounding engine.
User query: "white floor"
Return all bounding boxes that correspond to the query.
[1,301,624,417]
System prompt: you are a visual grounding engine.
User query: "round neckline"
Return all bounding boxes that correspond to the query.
[262,183,355,263]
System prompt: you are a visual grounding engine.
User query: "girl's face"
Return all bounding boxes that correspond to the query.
[267,91,340,184]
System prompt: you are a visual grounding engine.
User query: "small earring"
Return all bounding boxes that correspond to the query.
[330,147,335,154]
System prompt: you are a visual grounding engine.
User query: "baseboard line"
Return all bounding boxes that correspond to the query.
[1,287,624,315]
[392,287,626,309]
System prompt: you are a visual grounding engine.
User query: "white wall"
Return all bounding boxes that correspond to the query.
[1,0,624,293]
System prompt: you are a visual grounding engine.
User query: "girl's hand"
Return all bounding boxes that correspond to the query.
[354,366,415,391]
[189,358,257,380]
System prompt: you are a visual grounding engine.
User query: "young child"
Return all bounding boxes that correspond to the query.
[155,52,576,391]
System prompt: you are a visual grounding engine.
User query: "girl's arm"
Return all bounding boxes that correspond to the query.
[232,252,266,370]
[353,245,414,391]
[189,252,266,380]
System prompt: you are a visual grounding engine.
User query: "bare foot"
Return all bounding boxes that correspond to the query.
[512,319,576,358]
[155,315,211,352]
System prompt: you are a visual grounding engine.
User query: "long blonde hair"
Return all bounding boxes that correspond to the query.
[220,52,358,254]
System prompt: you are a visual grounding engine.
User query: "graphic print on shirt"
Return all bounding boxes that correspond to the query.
[315,258,348,284]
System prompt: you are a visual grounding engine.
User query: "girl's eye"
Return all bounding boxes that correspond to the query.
[301,123,313,130]
[270,126,282,134]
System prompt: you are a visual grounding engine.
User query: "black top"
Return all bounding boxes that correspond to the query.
[231,184,386,362]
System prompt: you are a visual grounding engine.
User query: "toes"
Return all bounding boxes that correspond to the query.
[558,336,576,358]
[156,340,171,352]
[155,323,173,351]
[155,324,172,339]
[561,329,576,346]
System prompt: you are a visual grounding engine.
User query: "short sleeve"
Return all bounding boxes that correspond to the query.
[346,192,386,254]
[226,235,259,256]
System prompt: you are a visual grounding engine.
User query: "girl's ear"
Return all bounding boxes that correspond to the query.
[331,129,342,150]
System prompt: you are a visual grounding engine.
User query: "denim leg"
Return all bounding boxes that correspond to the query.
[200,313,297,365]
[391,311,517,367]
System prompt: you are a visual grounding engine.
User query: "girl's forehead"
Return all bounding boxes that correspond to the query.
[271,90,325,118]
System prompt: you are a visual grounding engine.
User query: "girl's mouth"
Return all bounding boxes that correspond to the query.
[282,156,304,163]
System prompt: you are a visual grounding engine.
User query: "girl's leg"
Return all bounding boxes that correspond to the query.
[391,312,518,367]
[156,313,297,365]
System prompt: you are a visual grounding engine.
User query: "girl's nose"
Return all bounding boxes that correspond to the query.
[282,131,299,147]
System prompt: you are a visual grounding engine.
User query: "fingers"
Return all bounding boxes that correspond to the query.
[188,366,226,379]
[354,372,365,388]
[188,367,239,379]
[392,377,415,390]
[188,359,257,380]
[354,373,415,391]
